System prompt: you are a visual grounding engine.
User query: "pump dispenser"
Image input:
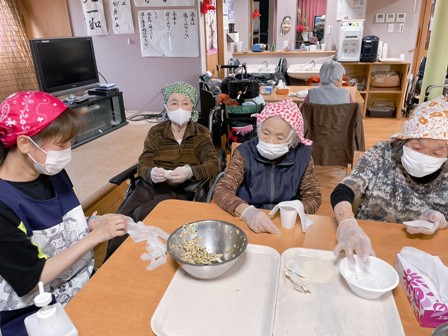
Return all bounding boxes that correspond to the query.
[24,282,78,336]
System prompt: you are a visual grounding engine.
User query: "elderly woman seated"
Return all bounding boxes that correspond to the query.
[331,96,448,264]
[118,82,218,221]
[213,99,322,234]
[303,60,352,104]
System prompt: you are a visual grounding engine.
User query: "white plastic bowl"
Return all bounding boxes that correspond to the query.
[339,256,399,300]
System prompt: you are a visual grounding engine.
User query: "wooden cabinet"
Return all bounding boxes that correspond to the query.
[341,61,409,119]
[69,92,128,148]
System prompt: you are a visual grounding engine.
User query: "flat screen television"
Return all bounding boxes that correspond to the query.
[30,37,99,97]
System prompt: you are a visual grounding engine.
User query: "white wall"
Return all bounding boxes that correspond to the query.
[234,0,423,69]
[66,0,204,113]
[363,0,422,63]
[320,0,423,65]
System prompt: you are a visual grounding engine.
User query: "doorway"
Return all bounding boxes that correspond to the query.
[412,0,435,74]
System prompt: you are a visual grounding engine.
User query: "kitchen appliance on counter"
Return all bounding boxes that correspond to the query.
[360,35,380,62]
[337,20,364,62]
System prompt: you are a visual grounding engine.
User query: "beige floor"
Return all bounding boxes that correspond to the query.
[66,122,152,204]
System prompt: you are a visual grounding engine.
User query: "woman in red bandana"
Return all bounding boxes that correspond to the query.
[213,99,322,234]
[0,92,127,336]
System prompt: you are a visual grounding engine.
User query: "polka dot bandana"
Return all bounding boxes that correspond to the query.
[394,95,448,141]
[162,82,198,105]
[0,91,67,148]
[252,99,312,145]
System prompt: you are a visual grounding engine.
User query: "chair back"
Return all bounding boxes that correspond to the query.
[300,102,365,167]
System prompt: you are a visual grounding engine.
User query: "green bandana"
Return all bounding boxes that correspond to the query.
[162,82,198,105]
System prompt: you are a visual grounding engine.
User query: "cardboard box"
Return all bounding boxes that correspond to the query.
[368,101,395,118]
[276,87,289,95]
[371,72,400,87]
[395,253,448,328]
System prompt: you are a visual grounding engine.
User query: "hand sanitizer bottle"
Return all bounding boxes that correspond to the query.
[24,282,78,336]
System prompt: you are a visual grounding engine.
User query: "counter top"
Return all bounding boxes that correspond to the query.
[66,123,150,204]
[234,50,335,56]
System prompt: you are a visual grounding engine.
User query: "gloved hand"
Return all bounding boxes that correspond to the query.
[150,167,167,184]
[240,205,280,235]
[407,210,448,235]
[168,165,193,184]
[333,218,375,265]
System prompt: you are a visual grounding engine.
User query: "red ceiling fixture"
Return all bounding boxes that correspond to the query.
[253,9,261,19]
[201,0,216,14]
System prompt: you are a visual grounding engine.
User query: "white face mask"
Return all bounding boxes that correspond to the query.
[166,106,192,126]
[27,138,72,176]
[401,145,447,178]
[256,139,290,160]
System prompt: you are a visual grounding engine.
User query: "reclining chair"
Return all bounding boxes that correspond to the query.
[104,165,211,261]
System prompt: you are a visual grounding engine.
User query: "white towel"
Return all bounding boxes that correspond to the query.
[269,200,313,232]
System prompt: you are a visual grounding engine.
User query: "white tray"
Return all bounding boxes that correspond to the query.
[273,248,405,336]
[151,244,280,336]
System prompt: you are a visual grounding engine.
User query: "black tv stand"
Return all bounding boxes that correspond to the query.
[68,91,128,148]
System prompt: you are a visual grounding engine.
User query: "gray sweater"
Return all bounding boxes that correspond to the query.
[307,84,351,104]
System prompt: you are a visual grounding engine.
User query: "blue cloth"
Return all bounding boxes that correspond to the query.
[236,137,312,209]
[0,171,80,236]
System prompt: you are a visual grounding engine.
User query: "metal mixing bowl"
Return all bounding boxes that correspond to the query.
[167,220,248,280]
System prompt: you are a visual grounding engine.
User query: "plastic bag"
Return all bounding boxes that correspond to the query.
[126,217,169,271]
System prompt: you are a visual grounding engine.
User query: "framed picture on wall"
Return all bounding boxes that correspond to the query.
[314,15,323,28]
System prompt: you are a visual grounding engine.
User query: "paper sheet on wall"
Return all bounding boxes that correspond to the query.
[81,0,108,36]
[108,0,135,34]
[205,1,217,55]
[336,0,366,21]
[138,10,199,57]
[134,0,195,7]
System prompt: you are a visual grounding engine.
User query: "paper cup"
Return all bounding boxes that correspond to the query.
[280,206,297,229]
[320,44,326,51]
[235,41,243,53]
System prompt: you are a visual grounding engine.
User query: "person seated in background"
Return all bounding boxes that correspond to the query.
[213,99,322,234]
[118,82,219,222]
[303,60,352,104]
[0,92,127,335]
[331,96,448,264]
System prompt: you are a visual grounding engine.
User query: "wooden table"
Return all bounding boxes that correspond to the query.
[263,85,366,117]
[66,200,446,336]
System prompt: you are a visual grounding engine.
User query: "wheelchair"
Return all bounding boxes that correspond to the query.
[104,166,213,261]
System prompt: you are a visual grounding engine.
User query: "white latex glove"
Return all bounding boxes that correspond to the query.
[406,210,448,235]
[240,205,280,235]
[167,165,193,184]
[333,218,375,265]
[150,167,167,184]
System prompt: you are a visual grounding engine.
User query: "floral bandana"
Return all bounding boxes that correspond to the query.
[252,99,312,145]
[394,95,448,141]
[162,81,198,105]
[0,91,67,148]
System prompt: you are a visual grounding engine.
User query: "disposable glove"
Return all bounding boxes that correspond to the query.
[126,218,170,271]
[406,210,448,235]
[240,205,280,235]
[333,218,375,265]
[150,167,167,184]
[168,165,193,184]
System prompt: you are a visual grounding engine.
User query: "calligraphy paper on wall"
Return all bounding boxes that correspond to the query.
[109,0,135,34]
[138,10,199,57]
[81,0,108,36]
[134,0,195,7]
[205,1,217,55]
